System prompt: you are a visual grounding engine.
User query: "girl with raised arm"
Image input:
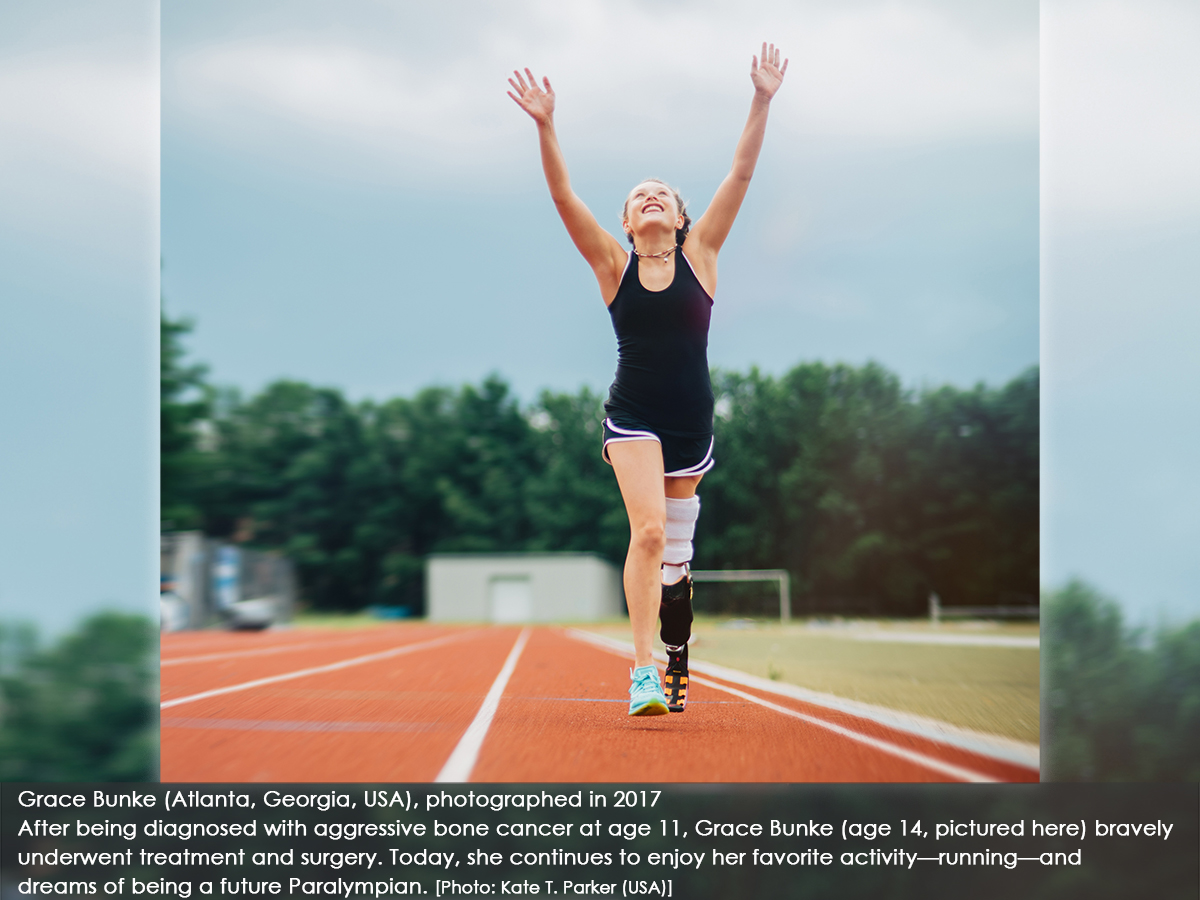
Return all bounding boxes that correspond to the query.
[508,44,787,716]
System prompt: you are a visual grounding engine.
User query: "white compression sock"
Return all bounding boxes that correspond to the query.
[662,564,688,585]
[662,494,700,584]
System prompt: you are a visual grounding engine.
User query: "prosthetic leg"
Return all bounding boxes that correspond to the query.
[660,495,699,711]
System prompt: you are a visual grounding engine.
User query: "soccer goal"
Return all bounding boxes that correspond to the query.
[690,569,792,622]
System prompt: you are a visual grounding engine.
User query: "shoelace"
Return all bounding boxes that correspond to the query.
[630,668,661,693]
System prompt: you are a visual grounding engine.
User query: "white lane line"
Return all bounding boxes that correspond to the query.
[566,629,1032,780]
[435,628,531,783]
[567,628,1038,769]
[160,632,474,710]
[164,641,327,666]
[687,655,1039,770]
[684,673,994,783]
[162,632,410,666]
[162,716,436,734]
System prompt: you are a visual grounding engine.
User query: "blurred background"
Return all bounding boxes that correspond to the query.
[156,0,1039,619]
[1,0,1197,781]
[0,0,158,779]
[1037,0,1200,781]
[155,0,1042,752]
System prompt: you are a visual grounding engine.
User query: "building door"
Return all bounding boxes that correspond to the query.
[489,575,532,623]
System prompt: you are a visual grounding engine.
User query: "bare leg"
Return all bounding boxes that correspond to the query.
[664,474,703,499]
[607,440,667,669]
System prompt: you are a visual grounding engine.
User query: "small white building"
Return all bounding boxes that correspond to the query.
[426,553,624,623]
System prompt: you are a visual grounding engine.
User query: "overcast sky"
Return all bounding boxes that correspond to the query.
[1,0,1197,633]
[161,0,1039,403]
[1040,0,1200,623]
[0,0,158,634]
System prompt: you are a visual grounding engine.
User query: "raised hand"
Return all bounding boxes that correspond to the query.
[507,68,555,124]
[750,42,788,100]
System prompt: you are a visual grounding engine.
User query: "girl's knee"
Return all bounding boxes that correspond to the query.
[630,520,666,556]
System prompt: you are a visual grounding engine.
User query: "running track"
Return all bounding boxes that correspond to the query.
[160,624,1038,783]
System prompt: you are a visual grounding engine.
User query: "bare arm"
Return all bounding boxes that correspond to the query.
[508,69,628,302]
[687,44,788,265]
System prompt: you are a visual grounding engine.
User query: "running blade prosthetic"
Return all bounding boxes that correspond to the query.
[663,644,689,712]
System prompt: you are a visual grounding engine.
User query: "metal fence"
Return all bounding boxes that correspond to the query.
[685,574,1038,623]
[928,592,1039,624]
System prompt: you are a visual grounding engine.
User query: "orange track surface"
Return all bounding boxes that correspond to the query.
[160,624,1038,784]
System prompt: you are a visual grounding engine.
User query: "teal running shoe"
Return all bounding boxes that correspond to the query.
[628,665,669,716]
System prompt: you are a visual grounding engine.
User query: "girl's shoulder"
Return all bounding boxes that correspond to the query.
[603,250,636,307]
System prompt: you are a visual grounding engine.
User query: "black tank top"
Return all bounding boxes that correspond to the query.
[604,249,714,436]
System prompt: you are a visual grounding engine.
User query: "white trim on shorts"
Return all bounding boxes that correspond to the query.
[602,418,715,478]
[665,436,715,477]
[602,419,661,460]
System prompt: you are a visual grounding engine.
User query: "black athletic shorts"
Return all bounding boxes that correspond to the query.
[601,416,715,477]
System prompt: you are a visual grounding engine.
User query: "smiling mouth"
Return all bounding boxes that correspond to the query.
[642,203,664,213]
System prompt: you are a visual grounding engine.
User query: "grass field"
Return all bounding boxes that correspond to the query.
[584,616,1039,743]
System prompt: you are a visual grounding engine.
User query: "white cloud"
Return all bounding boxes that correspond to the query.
[1042,0,1200,229]
[0,47,158,250]
[165,0,1036,182]
[175,41,492,145]
[783,3,1035,140]
[1,57,149,171]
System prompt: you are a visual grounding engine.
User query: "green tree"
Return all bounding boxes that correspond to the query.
[700,362,1037,615]
[1043,580,1200,781]
[364,375,541,609]
[161,311,211,529]
[903,366,1039,609]
[202,381,380,611]
[0,613,156,781]
[1146,619,1200,780]
[523,387,628,560]
[180,351,1038,618]
[198,375,545,611]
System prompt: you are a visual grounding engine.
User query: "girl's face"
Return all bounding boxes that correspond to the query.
[623,182,683,238]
